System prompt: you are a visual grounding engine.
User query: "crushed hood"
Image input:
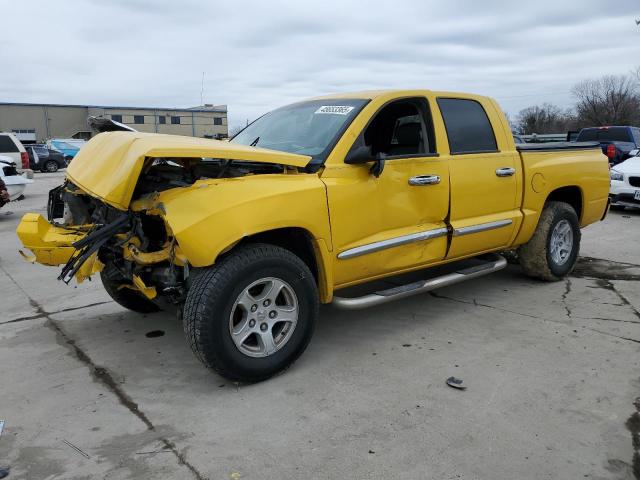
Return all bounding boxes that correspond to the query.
[66,132,312,210]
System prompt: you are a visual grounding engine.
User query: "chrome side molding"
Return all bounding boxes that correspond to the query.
[332,253,507,309]
[337,227,448,260]
[452,219,512,237]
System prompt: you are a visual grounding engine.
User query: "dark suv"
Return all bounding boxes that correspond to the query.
[26,144,67,172]
[576,126,640,165]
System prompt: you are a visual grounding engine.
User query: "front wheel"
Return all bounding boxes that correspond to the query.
[517,201,581,281]
[183,244,319,383]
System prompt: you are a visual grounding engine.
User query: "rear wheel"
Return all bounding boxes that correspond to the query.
[43,160,59,173]
[517,201,580,281]
[183,244,318,383]
[100,270,160,313]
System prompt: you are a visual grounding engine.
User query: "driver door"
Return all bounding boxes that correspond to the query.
[322,97,450,289]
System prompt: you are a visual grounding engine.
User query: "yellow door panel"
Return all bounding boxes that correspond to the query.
[433,96,522,259]
[323,155,449,287]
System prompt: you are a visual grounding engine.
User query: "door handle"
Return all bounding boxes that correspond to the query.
[408,175,441,186]
[495,167,515,177]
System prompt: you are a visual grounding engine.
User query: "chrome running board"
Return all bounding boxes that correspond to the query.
[331,253,507,310]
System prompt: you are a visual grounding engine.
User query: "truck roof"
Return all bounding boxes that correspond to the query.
[309,89,493,102]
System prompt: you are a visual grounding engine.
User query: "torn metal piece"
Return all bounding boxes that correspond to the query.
[446,376,466,390]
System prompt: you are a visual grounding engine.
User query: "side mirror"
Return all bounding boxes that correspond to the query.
[345,145,386,177]
[345,145,374,164]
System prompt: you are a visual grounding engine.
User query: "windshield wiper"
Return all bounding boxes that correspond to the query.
[249,136,260,147]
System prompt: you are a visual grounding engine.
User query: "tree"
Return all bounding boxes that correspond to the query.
[572,75,640,127]
[516,103,574,134]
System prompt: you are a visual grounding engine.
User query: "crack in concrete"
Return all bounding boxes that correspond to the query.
[0,301,114,326]
[595,279,640,322]
[575,316,640,325]
[561,278,572,318]
[0,264,207,480]
[428,289,640,345]
[583,327,640,345]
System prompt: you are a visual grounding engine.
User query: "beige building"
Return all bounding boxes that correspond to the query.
[0,102,228,143]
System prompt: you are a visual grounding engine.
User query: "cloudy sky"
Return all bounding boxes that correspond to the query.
[1,0,638,129]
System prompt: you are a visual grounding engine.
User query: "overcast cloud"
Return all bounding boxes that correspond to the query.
[1,0,638,128]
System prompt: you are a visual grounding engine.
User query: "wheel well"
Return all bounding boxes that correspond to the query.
[547,186,582,220]
[236,228,319,282]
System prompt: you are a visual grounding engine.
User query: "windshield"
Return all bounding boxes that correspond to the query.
[231,99,367,159]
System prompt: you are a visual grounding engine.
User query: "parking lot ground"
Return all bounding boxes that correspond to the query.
[1,172,639,480]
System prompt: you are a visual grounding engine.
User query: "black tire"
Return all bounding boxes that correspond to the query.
[100,270,160,313]
[517,201,581,281]
[609,204,625,211]
[183,243,319,383]
[42,160,59,173]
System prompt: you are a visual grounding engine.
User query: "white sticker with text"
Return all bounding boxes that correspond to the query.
[314,105,354,115]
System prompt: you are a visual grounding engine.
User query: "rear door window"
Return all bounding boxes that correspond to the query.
[437,98,498,154]
[0,135,19,152]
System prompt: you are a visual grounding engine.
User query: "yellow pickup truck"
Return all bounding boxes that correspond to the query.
[17,90,610,382]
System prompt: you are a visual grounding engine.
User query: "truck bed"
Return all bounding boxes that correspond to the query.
[516,141,600,151]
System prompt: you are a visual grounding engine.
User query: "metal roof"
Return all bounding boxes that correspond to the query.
[0,101,227,114]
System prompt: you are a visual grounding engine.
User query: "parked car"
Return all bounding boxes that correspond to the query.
[575,126,640,165]
[0,132,32,178]
[17,89,610,383]
[47,139,87,161]
[566,130,580,142]
[609,148,640,209]
[26,144,67,172]
[0,155,33,203]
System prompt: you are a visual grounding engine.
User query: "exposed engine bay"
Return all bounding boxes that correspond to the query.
[49,157,290,306]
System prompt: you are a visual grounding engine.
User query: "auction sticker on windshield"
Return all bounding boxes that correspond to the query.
[315,105,355,115]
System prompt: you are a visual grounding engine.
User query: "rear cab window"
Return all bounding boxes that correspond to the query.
[576,127,632,143]
[436,98,498,154]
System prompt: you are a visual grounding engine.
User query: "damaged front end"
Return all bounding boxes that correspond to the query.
[31,180,189,305]
[16,131,312,308]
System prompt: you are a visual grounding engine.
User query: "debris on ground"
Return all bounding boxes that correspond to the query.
[145,330,165,338]
[62,439,90,459]
[446,376,466,390]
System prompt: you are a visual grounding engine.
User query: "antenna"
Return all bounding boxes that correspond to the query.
[200,72,205,106]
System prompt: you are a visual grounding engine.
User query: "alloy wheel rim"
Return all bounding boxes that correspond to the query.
[45,161,57,172]
[550,219,573,266]
[228,277,299,358]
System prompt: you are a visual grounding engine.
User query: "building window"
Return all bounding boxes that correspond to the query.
[133,115,144,124]
[214,117,223,126]
[111,114,123,122]
[158,115,166,124]
[171,116,181,125]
